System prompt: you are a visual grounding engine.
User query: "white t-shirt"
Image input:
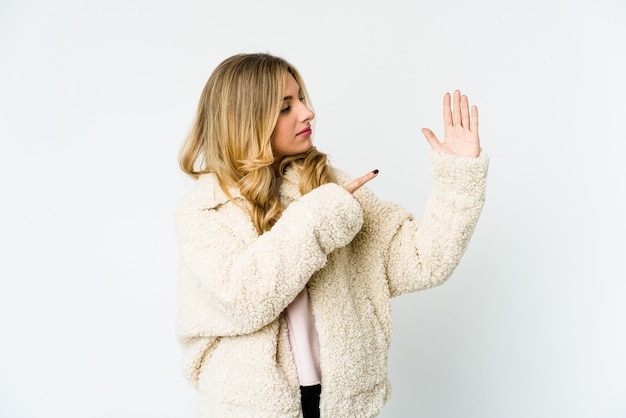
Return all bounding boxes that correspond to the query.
[285,287,321,386]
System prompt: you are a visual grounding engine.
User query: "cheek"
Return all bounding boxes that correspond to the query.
[271,120,290,146]
[270,132,285,155]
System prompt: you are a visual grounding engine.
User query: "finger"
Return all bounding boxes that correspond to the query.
[453,90,462,126]
[470,104,479,134]
[461,94,470,128]
[421,128,441,151]
[344,170,379,194]
[443,93,452,127]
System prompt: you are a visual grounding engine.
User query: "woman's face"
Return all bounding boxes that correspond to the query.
[271,73,314,162]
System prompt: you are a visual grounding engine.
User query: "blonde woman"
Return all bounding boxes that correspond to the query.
[176,53,488,417]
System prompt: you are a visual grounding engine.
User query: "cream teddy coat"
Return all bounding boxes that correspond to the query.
[175,150,489,417]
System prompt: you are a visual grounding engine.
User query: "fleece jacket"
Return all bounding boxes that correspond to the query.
[175,150,489,417]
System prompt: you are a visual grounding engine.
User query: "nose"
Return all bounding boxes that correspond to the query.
[299,101,314,122]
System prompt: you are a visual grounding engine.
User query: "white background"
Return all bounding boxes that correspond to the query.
[1,0,625,417]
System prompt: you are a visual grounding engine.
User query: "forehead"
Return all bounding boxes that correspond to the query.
[283,73,300,96]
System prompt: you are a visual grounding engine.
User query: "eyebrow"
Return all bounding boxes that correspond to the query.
[282,88,301,101]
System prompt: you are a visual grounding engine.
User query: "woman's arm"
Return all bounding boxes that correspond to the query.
[386,90,487,294]
[176,182,364,337]
[385,150,488,296]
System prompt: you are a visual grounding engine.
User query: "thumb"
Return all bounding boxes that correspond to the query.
[421,128,441,151]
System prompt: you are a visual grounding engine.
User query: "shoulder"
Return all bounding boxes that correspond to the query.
[175,174,256,242]
[175,174,250,234]
[176,173,244,213]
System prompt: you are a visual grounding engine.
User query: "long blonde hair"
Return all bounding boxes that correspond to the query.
[179,53,336,234]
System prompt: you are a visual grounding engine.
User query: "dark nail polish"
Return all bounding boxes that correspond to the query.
[373,169,379,174]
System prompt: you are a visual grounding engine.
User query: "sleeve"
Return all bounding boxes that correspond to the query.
[379,150,489,297]
[387,151,489,296]
[175,182,364,337]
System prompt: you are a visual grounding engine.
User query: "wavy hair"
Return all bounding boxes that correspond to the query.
[179,53,336,233]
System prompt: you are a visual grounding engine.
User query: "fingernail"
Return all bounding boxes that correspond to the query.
[373,169,379,175]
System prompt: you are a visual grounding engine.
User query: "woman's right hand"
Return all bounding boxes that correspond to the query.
[344,170,379,194]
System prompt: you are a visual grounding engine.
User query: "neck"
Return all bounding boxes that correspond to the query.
[273,173,283,198]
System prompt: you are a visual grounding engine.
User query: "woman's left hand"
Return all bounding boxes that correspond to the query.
[421,90,480,158]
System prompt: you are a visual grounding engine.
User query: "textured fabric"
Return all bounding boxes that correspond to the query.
[285,288,321,386]
[175,150,489,417]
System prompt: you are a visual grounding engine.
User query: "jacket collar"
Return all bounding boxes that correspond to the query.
[196,173,243,210]
[196,166,304,210]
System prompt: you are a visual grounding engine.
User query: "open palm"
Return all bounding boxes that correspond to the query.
[422,90,480,158]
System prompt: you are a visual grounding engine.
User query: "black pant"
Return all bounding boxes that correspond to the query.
[300,384,321,418]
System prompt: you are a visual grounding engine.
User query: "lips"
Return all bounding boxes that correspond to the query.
[297,127,312,137]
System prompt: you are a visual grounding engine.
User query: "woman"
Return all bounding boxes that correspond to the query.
[176,53,488,417]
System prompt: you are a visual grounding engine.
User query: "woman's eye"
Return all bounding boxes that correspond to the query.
[280,97,305,113]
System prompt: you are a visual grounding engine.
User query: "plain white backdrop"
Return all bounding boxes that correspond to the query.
[1,0,624,416]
